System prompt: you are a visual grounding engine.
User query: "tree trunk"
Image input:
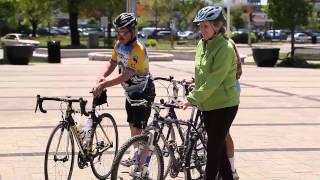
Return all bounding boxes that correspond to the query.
[68,0,80,46]
[31,20,38,38]
[290,26,295,58]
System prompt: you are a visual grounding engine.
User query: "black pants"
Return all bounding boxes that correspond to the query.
[202,106,238,180]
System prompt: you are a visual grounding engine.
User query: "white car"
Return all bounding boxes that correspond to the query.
[177,30,195,40]
[0,33,40,47]
[294,33,311,42]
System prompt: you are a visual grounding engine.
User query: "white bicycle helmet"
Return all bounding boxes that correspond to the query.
[193,5,224,23]
[113,13,137,29]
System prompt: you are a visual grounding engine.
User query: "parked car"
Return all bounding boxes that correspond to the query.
[265,30,288,40]
[177,30,195,40]
[80,27,104,37]
[148,29,176,39]
[137,31,146,38]
[37,28,60,36]
[294,32,311,42]
[0,33,40,47]
[140,27,168,38]
[103,28,117,38]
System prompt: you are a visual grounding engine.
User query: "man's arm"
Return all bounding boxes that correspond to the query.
[101,68,135,87]
[97,61,117,83]
[93,68,134,96]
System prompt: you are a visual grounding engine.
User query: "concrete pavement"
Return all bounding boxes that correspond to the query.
[0,58,320,179]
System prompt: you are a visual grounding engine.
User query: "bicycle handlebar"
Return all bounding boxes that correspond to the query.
[35,94,89,116]
[153,76,193,96]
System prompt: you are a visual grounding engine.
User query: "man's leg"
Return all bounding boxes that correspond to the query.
[130,124,143,137]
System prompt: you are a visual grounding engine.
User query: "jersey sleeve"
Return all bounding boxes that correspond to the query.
[127,45,146,73]
[111,41,119,63]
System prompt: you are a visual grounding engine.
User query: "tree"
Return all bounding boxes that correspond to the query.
[265,0,313,57]
[49,0,125,47]
[17,0,50,37]
[303,4,320,31]
[140,0,208,30]
[231,5,245,30]
[83,0,126,47]
[0,0,17,36]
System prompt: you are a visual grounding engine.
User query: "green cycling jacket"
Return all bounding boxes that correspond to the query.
[187,34,240,111]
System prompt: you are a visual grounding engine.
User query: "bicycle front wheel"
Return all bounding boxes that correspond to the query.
[159,124,176,179]
[184,136,207,180]
[90,113,119,179]
[111,135,164,180]
[44,123,75,180]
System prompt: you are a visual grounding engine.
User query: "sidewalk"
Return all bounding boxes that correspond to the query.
[0,58,320,179]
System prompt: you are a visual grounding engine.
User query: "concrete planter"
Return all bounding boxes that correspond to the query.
[252,47,280,67]
[4,45,34,65]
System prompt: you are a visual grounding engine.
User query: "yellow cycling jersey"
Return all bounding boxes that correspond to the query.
[111,38,150,92]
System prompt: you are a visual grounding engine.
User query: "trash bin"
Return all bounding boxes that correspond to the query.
[311,35,317,44]
[47,41,61,63]
[88,33,99,48]
[4,44,34,65]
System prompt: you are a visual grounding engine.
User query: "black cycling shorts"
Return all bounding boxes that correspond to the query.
[125,99,152,129]
[125,79,155,129]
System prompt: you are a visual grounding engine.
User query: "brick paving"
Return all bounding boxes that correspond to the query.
[0,58,320,179]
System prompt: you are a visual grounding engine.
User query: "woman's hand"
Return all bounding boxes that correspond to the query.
[181,78,195,85]
[182,99,192,110]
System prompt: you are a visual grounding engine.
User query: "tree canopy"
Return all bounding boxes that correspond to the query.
[265,0,313,57]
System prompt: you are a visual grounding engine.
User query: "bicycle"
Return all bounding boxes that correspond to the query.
[110,77,207,180]
[35,90,118,180]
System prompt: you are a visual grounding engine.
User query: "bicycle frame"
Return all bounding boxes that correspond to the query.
[35,94,113,158]
[143,104,206,173]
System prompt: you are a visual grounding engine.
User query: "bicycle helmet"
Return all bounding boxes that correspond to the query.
[113,13,137,29]
[193,5,225,23]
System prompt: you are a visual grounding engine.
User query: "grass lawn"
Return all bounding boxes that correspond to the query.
[32,35,199,50]
[33,35,114,48]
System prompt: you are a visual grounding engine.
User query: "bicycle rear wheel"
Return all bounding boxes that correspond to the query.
[111,134,164,180]
[44,123,75,180]
[90,113,119,179]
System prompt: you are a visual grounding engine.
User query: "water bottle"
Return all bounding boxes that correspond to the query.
[82,117,93,149]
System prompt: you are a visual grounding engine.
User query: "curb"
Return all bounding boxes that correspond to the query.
[88,52,174,61]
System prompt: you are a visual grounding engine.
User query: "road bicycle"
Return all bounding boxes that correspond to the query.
[110,77,207,180]
[35,90,118,180]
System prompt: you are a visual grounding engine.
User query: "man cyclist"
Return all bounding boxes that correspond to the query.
[93,13,155,141]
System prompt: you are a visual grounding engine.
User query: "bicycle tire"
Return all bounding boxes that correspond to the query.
[184,136,207,180]
[161,124,176,179]
[111,134,164,180]
[44,123,75,180]
[90,113,119,179]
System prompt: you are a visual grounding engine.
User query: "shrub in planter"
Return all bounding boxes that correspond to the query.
[145,39,157,47]
[231,32,257,44]
[277,57,316,68]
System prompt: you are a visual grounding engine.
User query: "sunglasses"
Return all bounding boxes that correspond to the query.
[116,30,131,37]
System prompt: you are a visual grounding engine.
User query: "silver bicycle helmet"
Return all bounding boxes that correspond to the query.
[113,13,137,29]
[193,5,224,23]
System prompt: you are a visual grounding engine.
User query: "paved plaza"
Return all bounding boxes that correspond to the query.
[0,57,320,179]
